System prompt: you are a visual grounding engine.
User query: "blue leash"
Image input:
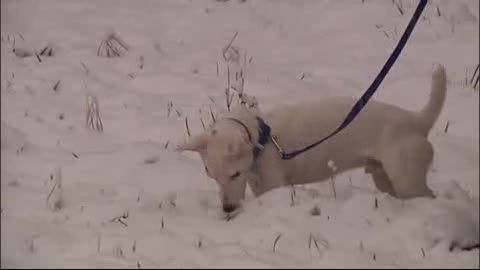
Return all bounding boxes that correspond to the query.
[271,0,429,160]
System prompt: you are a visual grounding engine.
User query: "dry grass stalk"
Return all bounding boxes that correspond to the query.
[98,32,129,58]
[39,45,53,57]
[470,64,479,90]
[394,0,404,15]
[46,167,63,211]
[185,117,191,137]
[175,109,182,117]
[35,53,42,63]
[273,233,282,252]
[209,107,216,123]
[222,31,238,61]
[53,80,61,92]
[110,211,129,227]
[86,94,104,132]
[81,62,89,75]
[167,101,173,117]
[290,185,296,206]
[308,233,321,255]
[328,161,338,199]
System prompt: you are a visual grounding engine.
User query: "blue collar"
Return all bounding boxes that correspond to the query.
[226,117,271,160]
[253,117,271,160]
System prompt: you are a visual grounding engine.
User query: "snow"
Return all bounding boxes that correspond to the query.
[1,0,478,268]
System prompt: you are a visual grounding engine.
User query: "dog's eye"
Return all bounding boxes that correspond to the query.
[230,171,241,180]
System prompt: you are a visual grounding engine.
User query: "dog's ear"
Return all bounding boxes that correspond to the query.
[176,134,209,152]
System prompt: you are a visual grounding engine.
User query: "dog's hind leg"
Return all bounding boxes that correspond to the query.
[380,135,435,199]
[365,159,396,196]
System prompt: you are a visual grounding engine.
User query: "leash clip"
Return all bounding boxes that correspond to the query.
[270,135,286,158]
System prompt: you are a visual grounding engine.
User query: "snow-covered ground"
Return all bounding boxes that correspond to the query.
[1,0,479,268]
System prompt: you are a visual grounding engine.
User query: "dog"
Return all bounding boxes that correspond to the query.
[177,65,447,213]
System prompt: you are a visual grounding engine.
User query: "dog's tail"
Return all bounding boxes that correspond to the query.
[420,64,447,131]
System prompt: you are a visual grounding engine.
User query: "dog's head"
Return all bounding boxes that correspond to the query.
[177,119,256,213]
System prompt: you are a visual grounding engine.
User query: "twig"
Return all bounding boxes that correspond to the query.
[97,40,105,56]
[161,216,165,229]
[40,46,49,55]
[53,80,61,92]
[110,32,129,51]
[470,64,479,85]
[216,62,219,76]
[461,243,480,251]
[436,5,441,17]
[222,31,238,61]
[185,117,191,137]
[421,248,425,258]
[164,140,170,149]
[208,96,216,104]
[226,65,232,111]
[465,68,469,86]
[394,0,404,15]
[105,40,121,57]
[444,121,449,133]
[175,109,182,117]
[308,233,321,255]
[272,233,282,252]
[167,101,173,117]
[209,107,216,123]
[374,197,378,209]
[132,240,137,253]
[110,211,129,227]
[72,152,79,159]
[81,62,89,75]
[290,185,296,206]
[331,177,336,199]
[200,117,206,130]
[46,180,58,207]
[35,53,42,63]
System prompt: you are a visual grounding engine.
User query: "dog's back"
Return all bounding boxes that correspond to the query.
[261,65,447,197]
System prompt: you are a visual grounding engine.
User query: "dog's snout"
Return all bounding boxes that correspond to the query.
[223,204,237,213]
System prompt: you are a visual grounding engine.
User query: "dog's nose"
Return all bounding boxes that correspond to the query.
[223,204,237,213]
